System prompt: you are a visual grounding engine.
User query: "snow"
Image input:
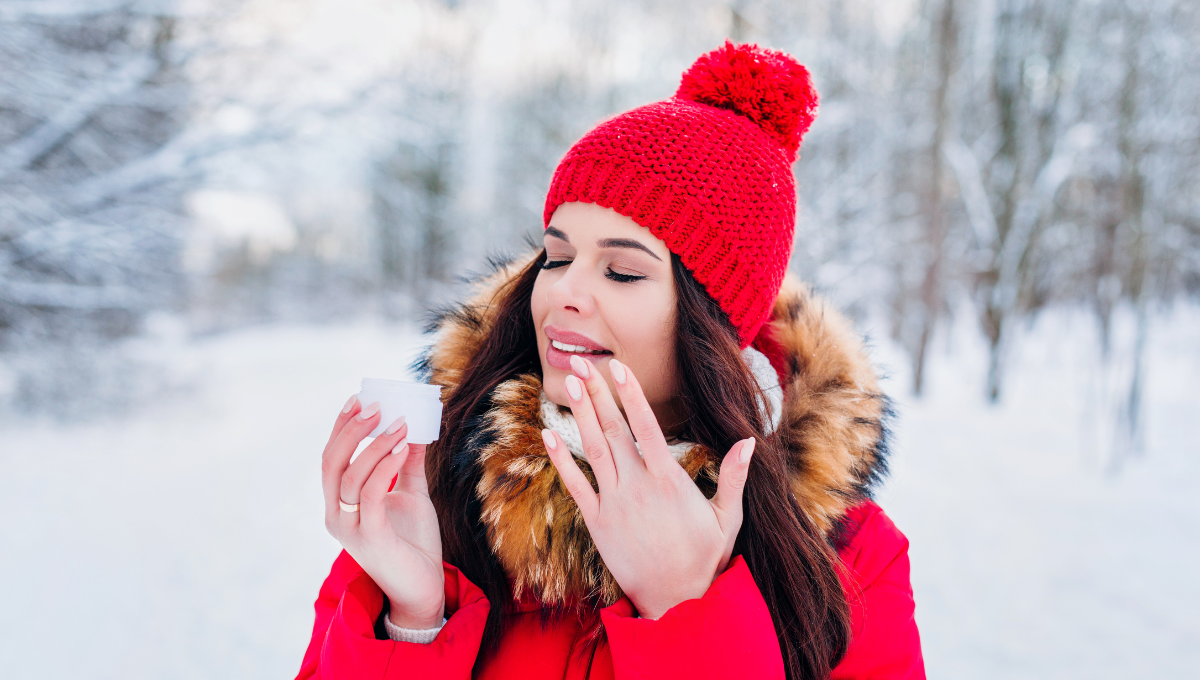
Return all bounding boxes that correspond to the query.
[0,319,427,678]
[1,306,1197,678]
[871,304,1200,678]
[184,189,299,269]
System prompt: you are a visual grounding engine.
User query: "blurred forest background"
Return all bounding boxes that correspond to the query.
[2,0,1198,447]
[3,0,1198,470]
[3,1,1199,678]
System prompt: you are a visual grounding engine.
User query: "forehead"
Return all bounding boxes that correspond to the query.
[546,202,671,259]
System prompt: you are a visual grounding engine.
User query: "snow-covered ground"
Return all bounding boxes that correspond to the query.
[1,305,1197,679]
[872,304,1200,678]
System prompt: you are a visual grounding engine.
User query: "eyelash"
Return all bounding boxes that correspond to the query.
[540,259,647,283]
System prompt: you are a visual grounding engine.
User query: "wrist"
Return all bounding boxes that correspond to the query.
[385,596,446,630]
[630,580,708,620]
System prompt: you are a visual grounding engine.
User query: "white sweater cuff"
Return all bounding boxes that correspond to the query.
[382,606,447,644]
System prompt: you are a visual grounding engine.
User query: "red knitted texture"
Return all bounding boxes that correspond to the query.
[544,42,818,348]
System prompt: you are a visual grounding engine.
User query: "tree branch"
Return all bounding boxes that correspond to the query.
[0,57,157,180]
[0,278,146,310]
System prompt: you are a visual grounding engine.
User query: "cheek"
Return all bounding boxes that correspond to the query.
[530,275,553,381]
[530,276,546,323]
[611,289,677,400]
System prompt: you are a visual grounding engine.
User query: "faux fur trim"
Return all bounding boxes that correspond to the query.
[415,250,891,606]
[761,274,892,534]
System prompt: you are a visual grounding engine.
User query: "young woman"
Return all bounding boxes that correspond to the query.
[297,42,924,680]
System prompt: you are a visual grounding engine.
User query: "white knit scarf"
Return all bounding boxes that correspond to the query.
[538,346,784,462]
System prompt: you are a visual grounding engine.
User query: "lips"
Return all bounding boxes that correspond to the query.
[544,325,612,371]
[544,326,610,353]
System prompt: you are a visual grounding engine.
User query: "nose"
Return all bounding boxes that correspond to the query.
[545,262,596,317]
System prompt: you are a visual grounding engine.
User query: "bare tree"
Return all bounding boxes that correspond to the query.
[0,4,191,414]
[911,0,960,396]
[972,0,1079,401]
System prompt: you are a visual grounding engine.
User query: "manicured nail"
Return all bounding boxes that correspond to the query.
[391,439,408,456]
[565,375,583,401]
[357,401,380,421]
[740,438,756,464]
[541,428,556,450]
[385,415,406,435]
[342,395,358,413]
[569,354,590,378]
[609,358,627,385]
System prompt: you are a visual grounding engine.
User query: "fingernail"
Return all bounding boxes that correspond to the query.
[541,428,556,450]
[342,395,358,413]
[740,438,756,464]
[391,439,408,455]
[565,375,582,401]
[609,358,627,385]
[357,401,380,421]
[385,415,406,435]
[569,354,590,378]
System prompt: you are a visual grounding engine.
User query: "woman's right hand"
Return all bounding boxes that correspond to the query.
[322,396,446,630]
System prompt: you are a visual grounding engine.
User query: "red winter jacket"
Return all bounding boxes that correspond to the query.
[295,500,923,680]
[298,259,924,678]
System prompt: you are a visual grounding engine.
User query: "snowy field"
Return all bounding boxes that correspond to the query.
[1,306,1197,679]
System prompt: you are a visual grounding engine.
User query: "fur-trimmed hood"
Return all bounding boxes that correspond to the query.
[417,249,891,607]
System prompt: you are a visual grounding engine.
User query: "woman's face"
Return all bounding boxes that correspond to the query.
[531,202,680,426]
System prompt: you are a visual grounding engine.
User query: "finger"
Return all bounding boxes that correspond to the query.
[542,428,599,519]
[359,439,408,527]
[324,394,361,453]
[568,355,642,475]
[339,418,409,505]
[393,443,430,497]
[608,359,676,477]
[322,400,381,522]
[562,372,618,491]
[711,438,755,533]
[711,438,755,575]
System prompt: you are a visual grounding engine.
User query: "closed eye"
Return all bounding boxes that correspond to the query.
[539,259,647,283]
[605,269,646,283]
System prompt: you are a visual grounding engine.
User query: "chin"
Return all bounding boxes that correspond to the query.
[539,362,566,403]
[543,382,569,408]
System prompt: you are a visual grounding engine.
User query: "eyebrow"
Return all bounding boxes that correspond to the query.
[598,237,663,261]
[544,226,663,262]
[544,226,571,242]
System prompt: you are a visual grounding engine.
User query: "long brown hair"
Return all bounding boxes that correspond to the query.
[418,249,850,679]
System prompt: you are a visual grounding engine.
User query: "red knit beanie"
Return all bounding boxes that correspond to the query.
[543,41,819,349]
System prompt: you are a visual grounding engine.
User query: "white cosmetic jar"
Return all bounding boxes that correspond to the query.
[357,378,444,444]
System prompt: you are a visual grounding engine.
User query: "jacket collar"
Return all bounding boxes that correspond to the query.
[418,249,891,606]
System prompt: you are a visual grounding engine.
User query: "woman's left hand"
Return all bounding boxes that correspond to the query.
[542,355,756,620]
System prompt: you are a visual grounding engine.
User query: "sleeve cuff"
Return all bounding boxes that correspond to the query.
[382,608,449,644]
[318,561,490,677]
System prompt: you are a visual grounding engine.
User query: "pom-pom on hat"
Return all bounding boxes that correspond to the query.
[543,41,819,349]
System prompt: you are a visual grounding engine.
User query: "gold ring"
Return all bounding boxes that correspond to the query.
[339,500,360,513]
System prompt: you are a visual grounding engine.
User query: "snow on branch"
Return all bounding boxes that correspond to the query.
[945,136,998,247]
[992,124,1095,311]
[0,57,157,180]
[0,278,146,310]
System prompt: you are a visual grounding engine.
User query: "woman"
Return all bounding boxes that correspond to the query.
[297,42,924,679]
